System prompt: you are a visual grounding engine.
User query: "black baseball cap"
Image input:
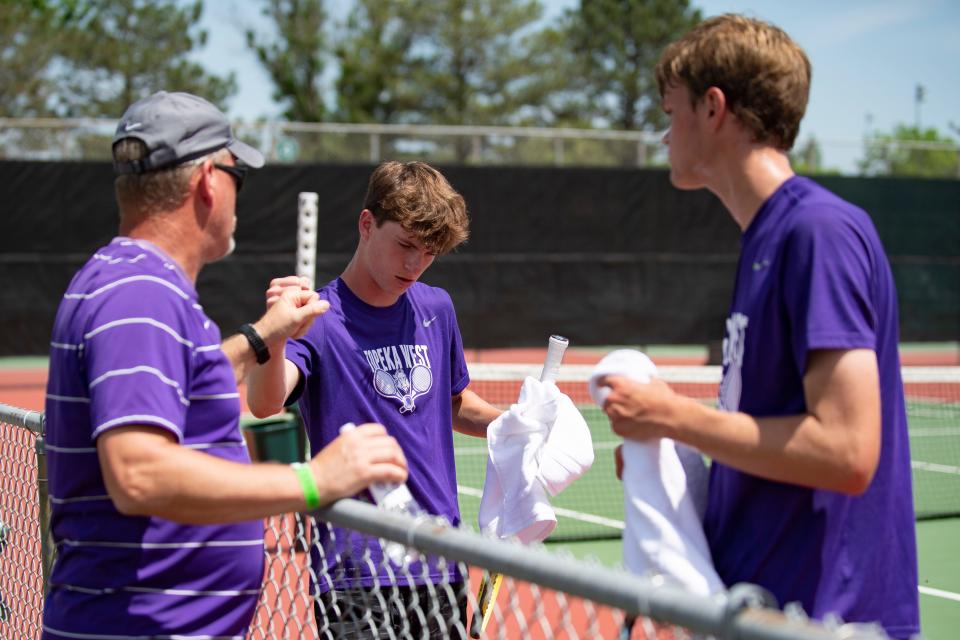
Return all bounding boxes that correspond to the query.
[112,91,264,174]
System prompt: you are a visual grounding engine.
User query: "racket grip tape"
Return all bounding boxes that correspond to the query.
[470,570,504,638]
[540,334,569,383]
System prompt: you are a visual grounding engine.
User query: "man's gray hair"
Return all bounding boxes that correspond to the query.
[114,139,230,215]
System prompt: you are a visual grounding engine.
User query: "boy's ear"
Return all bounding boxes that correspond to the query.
[358,209,374,240]
[702,86,727,129]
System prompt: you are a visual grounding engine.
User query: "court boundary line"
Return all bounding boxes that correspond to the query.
[918,586,960,603]
[457,485,626,530]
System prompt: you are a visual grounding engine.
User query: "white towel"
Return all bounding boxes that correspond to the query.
[478,376,594,544]
[537,384,595,496]
[590,349,723,596]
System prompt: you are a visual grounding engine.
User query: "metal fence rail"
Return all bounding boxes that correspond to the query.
[2,117,958,174]
[0,402,887,638]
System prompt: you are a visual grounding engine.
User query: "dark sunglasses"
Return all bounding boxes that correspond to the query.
[214,163,247,193]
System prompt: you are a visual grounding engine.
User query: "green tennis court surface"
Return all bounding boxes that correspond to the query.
[457,382,960,540]
[455,381,960,639]
[907,394,960,518]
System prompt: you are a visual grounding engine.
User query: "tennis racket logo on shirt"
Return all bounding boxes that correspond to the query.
[373,365,433,413]
[718,311,748,411]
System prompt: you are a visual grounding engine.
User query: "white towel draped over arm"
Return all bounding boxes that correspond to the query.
[590,349,724,596]
[478,376,594,544]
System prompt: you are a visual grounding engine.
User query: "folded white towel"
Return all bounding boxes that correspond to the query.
[590,349,723,596]
[478,376,594,544]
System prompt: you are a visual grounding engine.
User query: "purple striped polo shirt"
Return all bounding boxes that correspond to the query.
[42,238,264,639]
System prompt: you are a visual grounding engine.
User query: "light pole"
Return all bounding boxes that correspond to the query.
[914,84,925,129]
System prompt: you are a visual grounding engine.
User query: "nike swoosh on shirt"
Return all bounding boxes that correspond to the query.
[422,315,438,328]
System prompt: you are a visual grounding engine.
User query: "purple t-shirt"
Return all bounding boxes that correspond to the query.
[286,278,470,588]
[706,177,919,638]
[42,238,263,639]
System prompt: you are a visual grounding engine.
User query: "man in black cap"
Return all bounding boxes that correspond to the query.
[41,91,409,639]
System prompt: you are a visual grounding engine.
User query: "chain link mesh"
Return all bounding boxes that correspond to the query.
[0,417,45,637]
[1,403,887,639]
[250,512,704,640]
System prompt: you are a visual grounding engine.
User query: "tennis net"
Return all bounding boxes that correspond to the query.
[459,364,960,541]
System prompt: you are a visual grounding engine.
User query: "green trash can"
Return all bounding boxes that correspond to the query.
[241,414,307,464]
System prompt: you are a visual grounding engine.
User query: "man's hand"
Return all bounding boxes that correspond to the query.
[265,276,311,309]
[254,276,328,346]
[601,375,680,442]
[310,423,409,503]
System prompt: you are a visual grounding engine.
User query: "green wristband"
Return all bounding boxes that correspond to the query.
[291,462,321,510]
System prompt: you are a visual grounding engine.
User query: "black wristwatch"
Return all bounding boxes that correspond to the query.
[238,323,270,364]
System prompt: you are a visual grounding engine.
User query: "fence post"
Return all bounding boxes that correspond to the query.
[34,429,53,596]
[637,139,647,167]
[471,135,483,164]
[370,132,381,163]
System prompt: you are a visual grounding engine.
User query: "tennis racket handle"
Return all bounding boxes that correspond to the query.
[470,570,503,638]
[539,334,569,383]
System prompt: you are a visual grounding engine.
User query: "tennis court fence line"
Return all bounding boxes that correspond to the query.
[3,117,959,174]
[0,402,890,639]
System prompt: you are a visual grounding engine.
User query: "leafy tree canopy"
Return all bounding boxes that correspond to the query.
[859,124,959,178]
[246,0,329,122]
[1,0,235,118]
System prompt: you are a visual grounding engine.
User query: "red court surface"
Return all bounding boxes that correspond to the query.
[464,347,709,365]
[3,346,955,412]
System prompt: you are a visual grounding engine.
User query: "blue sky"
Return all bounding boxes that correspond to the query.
[195,0,959,171]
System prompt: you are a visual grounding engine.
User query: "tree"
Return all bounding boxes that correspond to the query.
[51,0,235,117]
[407,0,548,128]
[558,0,701,132]
[246,0,329,122]
[382,0,562,162]
[859,124,959,178]
[513,24,593,128]
[333,0,432,124]
[0,1,88,116]
[790,136,822,174]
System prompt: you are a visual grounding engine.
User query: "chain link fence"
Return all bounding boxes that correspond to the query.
[1,402,888,639]
[0,404,46,638]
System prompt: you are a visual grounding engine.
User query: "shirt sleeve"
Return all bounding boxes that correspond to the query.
[284,315,323,406]
[781,208,878,373]
[445,293,470,395]
[83,283,194,442]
